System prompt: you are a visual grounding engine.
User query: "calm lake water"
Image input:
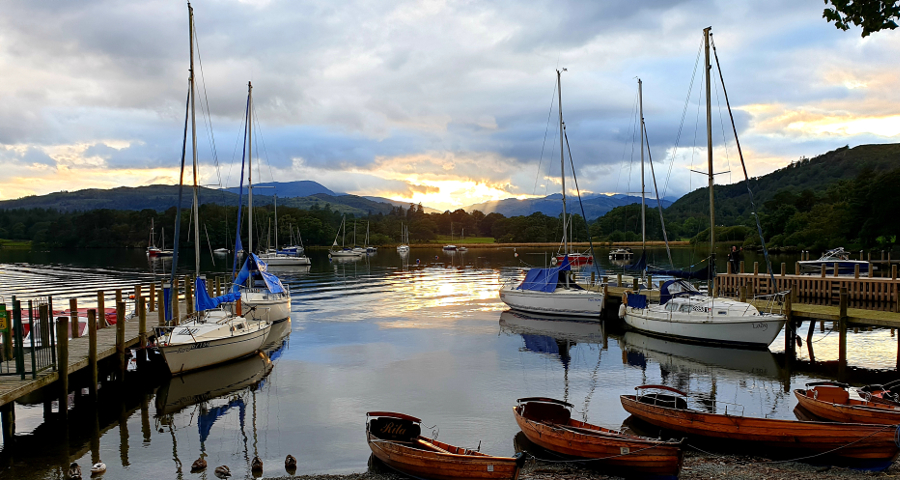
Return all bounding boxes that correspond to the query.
[1,246,898,479]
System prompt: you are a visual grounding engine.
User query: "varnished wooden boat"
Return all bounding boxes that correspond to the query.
[366,412,525,480]
[621,385,900,471]
[795,382,900,424]
[513,398,683,479]
[859,379,900,406]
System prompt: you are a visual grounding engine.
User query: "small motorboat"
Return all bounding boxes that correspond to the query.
[858,379,900,406]
[555,252,592,265]
[621,384,900,471]
[513,397,683,479]
[366,411,525,480]
[798,247,872,276]
[794,382,900,424]
[609,247,633,259]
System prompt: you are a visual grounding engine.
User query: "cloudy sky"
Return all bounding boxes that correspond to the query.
[1,0,898,211]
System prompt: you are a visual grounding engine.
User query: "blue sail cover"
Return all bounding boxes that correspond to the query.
[232,253,286,294]
[625,251,647,271]
[195,276,241,312]
[515,256,575,293]
[163,285,173,322]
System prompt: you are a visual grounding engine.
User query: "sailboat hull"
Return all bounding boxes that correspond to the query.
[241,290,291,323]
[499,285,604,318]
[159,323,270,375]
[622,307,785,347]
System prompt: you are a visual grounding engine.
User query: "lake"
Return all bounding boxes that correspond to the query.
[1,245,898,479]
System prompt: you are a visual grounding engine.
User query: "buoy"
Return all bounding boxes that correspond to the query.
[90,462,107,475]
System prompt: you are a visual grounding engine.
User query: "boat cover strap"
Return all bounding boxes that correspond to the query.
[195,276,241,312]
[232,253,286,294]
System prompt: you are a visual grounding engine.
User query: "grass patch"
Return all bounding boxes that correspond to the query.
[0,239,32,249]
[432,236,495,244]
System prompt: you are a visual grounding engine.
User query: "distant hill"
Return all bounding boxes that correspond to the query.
[223,180,337,198]
[463,193,672,220]
[0,184,395,216]
[663,143,900,225]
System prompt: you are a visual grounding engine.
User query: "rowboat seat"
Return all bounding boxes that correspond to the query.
[637,393,688,410]
[809,385,850,404]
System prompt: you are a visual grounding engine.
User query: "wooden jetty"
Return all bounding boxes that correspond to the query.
[0,275,230,442]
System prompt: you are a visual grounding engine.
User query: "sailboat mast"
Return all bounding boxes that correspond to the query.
[248,82,254,256]
[189,2,201,276]
[639,78,646,251]
[274,194,278,250]
[704,27,716,290]
[557,69,567,257]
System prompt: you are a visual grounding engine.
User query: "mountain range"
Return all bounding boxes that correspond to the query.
[463,193,673,218]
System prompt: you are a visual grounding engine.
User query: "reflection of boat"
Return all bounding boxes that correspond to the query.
[798,247,872,276]
[366,411,525,480]
[621,279,785,347]
[155,352,273,416]
[621,385,900,471]
[514,398,682,479]
[608,247,633,259]
[620,330,782,380]
[794,382,900,425]
[499,310,603,343]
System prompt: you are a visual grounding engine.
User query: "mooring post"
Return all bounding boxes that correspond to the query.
[785,292,795,355]
[148,283,156,312]
[893,264,898,280]
[869,261,874,278]
[88,309,98,400]
[602,283,609,312]
[838,287,848,381]
[134,285,142,314]
[632,277,639,291]
[215,276,222,297]
[647,275,653,290]
[97,290,106,328]
[820,264,826,278]
[854,264,860,279]
[69,298,79,339]
[753,262,759,276]
[794,261,800,275]
[739,285,747,303]
[739,260,744,274]
[781,262,786,277]
[138,296,147,350]
[0,301,10,361]
[617,273,622,287]
[726,262,732,275]
[115,289,123,310]
[590,271,596,286]
[56,317,69,417]
[116,301,126,380]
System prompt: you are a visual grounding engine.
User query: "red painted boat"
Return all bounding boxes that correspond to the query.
[795,382,900,424]
[367,411,525,480]
[621,384,900,471]
[556,253,593,266]
[513,398,682,479]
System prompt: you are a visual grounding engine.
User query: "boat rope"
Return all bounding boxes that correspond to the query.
[661,36,704,202]
[169,81,192,298]
[562,128,601,276]
[710,34,776,289]
[522,442,666,464]
[641,121,674,270]
[532,80,558,200]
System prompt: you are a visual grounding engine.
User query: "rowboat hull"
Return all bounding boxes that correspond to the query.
[621,394,900,470]
[499,286,604,318]
[794,387,900,424]
[513,404,682,479]
[367,433,521,480]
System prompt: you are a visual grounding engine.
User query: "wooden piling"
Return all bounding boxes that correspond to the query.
[726,262,732,274]
[753,262,759,275]
[157,282,165,326]
[69,298,79,338]
[149,283,156,312]
[116,301,126,380]
[138,296,147,349]
[602,284,609,312]
[820,264,826,278]
[215,276,222,297]
[647,275,653,290]
[617,273,623,287]
[785,292,794,353]
[88,309,98,400]
[739,285,747,303]
[0,403,13,445]
[591,271,595,285]
[739,260,744,273]
[854,264,860,279]
[632,277,639,291]
[97,291,106,328]
[781,262,786,276]
[838,287,848,380]
[893,264,898,280]
[56,317,69,416]
[134,285,142,312]
[795,262,800,275]
[115,289,123,309]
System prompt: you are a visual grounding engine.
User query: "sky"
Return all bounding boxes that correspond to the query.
[1,0,899,212]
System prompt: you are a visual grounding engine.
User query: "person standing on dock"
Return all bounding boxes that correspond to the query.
[729,245,742,273]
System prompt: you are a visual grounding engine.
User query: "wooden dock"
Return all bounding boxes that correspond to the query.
[0,320,141,407]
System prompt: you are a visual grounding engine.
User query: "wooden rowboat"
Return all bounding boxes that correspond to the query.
[513,398,683,479]
[366,412,525,480]
[621,385,900,471]
[858,379,900,406]
[795,382,900,424]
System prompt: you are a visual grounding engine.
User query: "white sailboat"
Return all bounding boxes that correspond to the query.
[231,82,294,323]
[258,194,311,266]
[330,215,364,257]
[499,69,604,318]
[620,29,785,347]
[397,223,410,253]
[158,3,270,375]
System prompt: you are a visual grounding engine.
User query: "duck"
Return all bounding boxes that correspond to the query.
[90,462,106,475]
[251,456,263,473]
[214,465,231,478]
[285,455,297,473]
[191,455,207,472]
[67,462,82,480]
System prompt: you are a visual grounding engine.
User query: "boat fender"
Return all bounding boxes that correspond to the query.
[618,304,626,319]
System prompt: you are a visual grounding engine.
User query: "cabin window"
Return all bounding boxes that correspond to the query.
[679,304,692,313]
[665,303,678,311]
[718,311,727,315]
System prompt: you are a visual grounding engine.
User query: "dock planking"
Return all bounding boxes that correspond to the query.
[0,318,142,408]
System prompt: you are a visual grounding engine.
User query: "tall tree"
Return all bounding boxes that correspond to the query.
[823,0,900,36]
